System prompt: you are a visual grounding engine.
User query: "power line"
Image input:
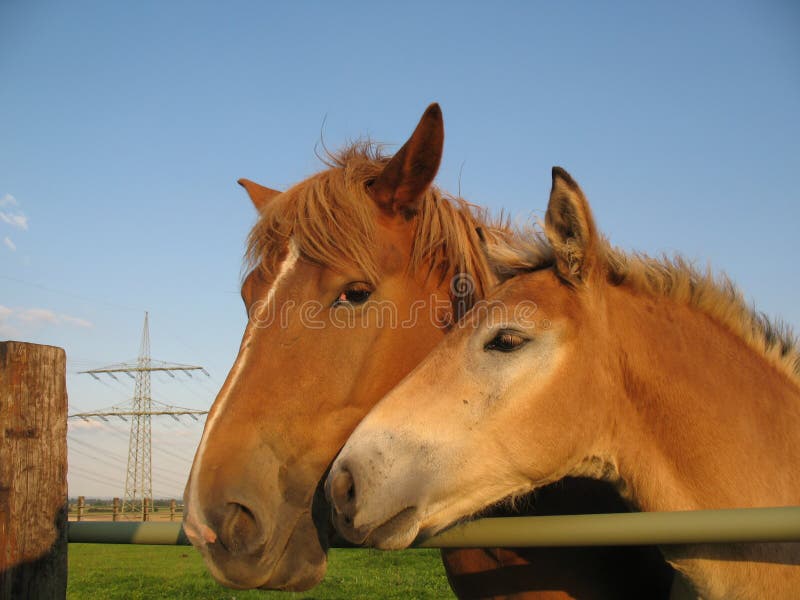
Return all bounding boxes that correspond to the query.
[69,445,128,472]
[148,460,191,481]
[152,442,197,464]
[69,465,124,489]
[0,273,142,312]
[69,440,190,484]
[68,436,130,465]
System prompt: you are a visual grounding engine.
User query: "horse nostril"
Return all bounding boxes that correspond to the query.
[215,502,264,556]
[329,467,356,515]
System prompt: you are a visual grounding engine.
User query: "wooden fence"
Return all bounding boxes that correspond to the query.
[0,342,67,599]
[71,497,181,522]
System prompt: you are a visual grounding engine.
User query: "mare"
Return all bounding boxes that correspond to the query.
[328,167,800,600]
[183,106,671,598]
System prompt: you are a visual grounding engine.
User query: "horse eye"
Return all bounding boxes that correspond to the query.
[333,284,373,307]
[485,331,528,353]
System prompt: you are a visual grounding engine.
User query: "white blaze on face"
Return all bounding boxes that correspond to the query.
[185,240,300,537]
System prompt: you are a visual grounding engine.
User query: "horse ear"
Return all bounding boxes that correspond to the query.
[238,178,281,211]
[545,167,600,284]
[369,103,444,219]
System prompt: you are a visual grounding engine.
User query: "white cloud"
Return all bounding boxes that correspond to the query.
[3,237,16,251]
[0,324,19,338]
[0,306,93,330]
[0,212,28,230]
[0,193,28,231]
[0,305,18,338]
[60,315,93,328]
[69,419,109,431]
[17,307,59,323]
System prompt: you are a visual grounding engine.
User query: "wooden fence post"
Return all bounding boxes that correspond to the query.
[112,497,120,522]
[143,497,150,522]
[0,342,67,599]
[77,496,85,522]
[170,499,176,522]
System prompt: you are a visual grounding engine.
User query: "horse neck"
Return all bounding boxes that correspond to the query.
[599,284,800,513]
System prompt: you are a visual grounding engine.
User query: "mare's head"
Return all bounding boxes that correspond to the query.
[183,105,500,589]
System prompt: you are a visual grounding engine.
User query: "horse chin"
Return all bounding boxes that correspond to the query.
[202,512,329,591]
[258,543,327,592]
[258,516,329,591]
[204,553,326,593]
[364,507,421,550]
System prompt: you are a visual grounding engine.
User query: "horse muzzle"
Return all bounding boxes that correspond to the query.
[326,455,422,550]
[184,502,326,590]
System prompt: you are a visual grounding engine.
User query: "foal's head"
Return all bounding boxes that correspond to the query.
[183,105,499,590]
[326,164,800,549]
[325,167,607,548]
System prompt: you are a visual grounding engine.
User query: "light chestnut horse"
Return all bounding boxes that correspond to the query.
[328,167,800,600]
[183,105,672,598]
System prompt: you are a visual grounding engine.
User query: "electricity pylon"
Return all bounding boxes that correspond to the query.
[71,312,208,520]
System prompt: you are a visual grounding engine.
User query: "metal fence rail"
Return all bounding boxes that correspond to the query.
[67,506,800,547]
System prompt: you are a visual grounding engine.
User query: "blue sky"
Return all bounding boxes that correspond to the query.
[1,1,798,498]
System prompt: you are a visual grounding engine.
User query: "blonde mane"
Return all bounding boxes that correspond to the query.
[491,230,800,382]
[246,142,508,314]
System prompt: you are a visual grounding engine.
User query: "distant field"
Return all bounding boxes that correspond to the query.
[68,544,455,599]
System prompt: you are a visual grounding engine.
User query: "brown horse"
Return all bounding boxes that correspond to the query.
[182,103,506,591]
[183,106,671,598]
[328,167,800,599]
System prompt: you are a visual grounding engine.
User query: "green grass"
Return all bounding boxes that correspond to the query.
[68,544,455,599]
